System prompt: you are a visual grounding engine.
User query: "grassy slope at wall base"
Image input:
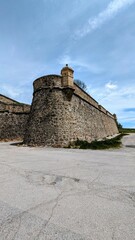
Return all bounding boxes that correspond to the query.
[67,134,128,150]
[120,128,135,134]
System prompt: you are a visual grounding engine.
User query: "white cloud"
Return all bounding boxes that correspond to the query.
[105,81,118,90]
[58,55,71,66]
[88,83,135,126]
[75,0,135,37]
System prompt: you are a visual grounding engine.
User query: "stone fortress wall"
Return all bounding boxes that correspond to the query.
[0,94,30,140]
[24,65,119,147]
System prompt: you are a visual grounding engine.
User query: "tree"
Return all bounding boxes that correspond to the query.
[116,120,123,130]
[74,79,87,91]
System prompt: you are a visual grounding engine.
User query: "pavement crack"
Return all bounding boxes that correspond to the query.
[34,190,64,239]
[87,173,101,190]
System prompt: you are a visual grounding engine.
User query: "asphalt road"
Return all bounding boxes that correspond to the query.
[0,134,135,240]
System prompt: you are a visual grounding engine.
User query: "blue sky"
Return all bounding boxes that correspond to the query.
[0,0,135,128]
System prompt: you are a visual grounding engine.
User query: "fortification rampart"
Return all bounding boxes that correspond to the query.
[24,66,118,147]
[0,95,30,141]
[33,75,115,119]
[0,112,29,141]
[0,66,118,145]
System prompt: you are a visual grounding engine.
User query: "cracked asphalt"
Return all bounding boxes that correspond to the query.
[0,134,135,240]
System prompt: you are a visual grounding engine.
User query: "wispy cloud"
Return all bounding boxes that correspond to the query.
[105,81,118,90]
[58,54,103,74]
[75,0,135,38]
[90,84,135,103]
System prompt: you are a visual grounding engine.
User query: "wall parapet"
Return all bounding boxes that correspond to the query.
[74,83,98,108]
[0,103,30,113]
[73,84,115,119]
[0,94,21,105]
[33,74,115,119]
[33,75,62,93]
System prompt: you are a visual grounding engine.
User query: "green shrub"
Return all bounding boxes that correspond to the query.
[68,134,127,150]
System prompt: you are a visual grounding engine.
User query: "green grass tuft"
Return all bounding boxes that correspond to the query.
[68,134,127,150]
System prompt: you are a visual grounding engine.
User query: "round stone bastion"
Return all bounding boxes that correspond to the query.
[23,74,76,147]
